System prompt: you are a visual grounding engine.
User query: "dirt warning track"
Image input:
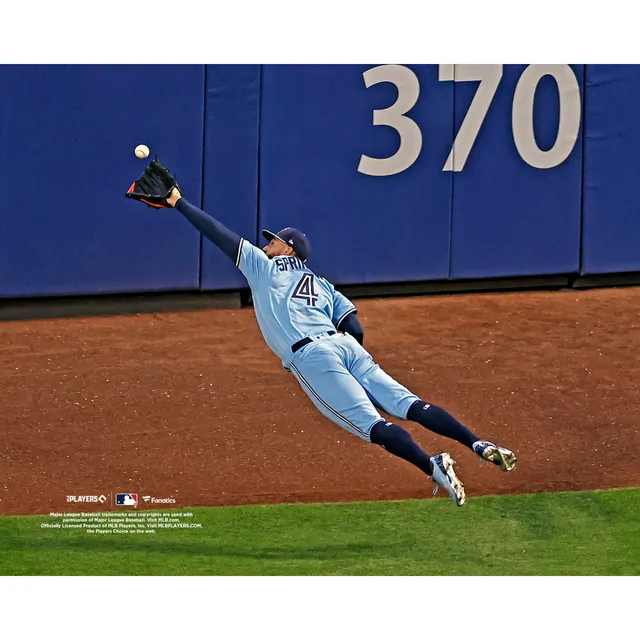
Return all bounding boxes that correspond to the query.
[1,287,639,515]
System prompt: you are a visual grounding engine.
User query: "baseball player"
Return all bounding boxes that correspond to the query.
[126,161,517,506]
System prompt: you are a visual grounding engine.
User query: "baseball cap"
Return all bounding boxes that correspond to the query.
[262,227,312,262]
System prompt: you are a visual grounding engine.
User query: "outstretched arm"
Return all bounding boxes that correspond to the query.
[168,188,240,262]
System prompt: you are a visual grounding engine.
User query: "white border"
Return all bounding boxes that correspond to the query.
[1,577,638,639]
[1,1,638,63]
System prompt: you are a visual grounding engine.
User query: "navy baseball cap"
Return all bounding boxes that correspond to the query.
[262,227,312,262]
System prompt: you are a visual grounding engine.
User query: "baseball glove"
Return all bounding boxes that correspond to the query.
[125,158,179,209]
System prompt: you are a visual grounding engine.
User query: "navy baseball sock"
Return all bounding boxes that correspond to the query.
[407,400,479,449]
[370,420,433,476]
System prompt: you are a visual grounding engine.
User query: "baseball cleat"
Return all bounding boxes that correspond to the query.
[429,453,466,506]
[473,440,517,471]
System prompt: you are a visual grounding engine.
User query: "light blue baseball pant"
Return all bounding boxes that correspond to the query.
[289,332,419,441]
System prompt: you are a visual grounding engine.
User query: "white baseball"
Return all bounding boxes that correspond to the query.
[134,144,150,159]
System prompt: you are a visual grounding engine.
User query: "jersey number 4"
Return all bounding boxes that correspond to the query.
[292,274,318,306]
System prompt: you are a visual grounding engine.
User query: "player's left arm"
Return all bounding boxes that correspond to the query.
[167,190,270,285]
[169,191,241,262]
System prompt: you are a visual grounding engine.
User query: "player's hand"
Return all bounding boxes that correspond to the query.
[167,187,182,208]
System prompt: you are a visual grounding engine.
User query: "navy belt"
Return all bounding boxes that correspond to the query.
[291,330,336,353]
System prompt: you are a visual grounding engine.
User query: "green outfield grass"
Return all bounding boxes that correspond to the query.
[1,488,639,576]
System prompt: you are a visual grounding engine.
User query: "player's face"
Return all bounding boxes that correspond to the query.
[263,238,294,259]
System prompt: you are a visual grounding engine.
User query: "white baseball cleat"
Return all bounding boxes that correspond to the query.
[473,440,517,471]
[429,453,466,506]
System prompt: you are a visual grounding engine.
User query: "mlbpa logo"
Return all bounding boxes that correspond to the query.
[115,493,138,506]
[66,494,107,503]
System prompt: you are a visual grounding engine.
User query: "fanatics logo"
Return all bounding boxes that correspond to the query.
[141,495,177,504]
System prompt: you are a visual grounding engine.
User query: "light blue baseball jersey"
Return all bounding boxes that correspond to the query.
[234,237,419,441]
[235,239,356,368]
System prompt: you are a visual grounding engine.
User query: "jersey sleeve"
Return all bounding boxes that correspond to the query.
[236,239,271,285]
[332,288,357,328]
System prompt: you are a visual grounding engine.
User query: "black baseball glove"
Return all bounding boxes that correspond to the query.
[125,158,179,208]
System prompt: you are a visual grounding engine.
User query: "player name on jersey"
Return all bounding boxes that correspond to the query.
[273,256,306,272]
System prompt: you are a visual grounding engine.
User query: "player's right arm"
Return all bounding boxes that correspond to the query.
[326,281,364,345]
[338,311,364,345]
[169,190,269,284]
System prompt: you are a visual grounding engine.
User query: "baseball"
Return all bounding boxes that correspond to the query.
[134,144,150,159]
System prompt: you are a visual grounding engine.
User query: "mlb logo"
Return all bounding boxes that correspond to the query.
[115,493,138,506]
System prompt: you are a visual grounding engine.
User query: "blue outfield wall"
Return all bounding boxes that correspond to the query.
[257,64,585,284]
[200,64,260,290]
[0,64,638,299]
[258,64,453,286]
[582,65,640,274]
[449,64,584,278]
[0,65,205,297]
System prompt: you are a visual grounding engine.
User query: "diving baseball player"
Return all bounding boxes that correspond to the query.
[126,160,517,506]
